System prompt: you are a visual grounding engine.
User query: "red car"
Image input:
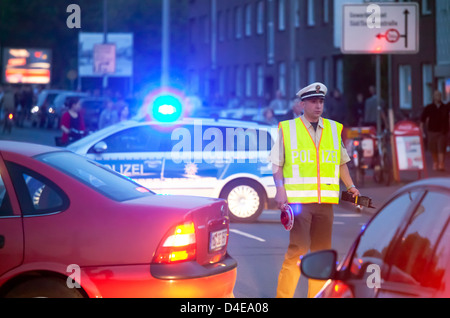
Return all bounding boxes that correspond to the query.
[0,141,236,298]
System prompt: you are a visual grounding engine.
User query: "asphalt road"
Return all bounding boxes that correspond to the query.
[228,202,372,298]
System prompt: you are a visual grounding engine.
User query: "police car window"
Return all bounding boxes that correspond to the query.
[37,151,154,202]
[92,126,165,153]
[387,191,450,288]
[0,173,13,217]
[204,126,272,152]
[350,191,419,281]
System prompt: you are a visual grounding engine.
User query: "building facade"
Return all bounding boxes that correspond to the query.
[186,0,444,123]
[435,0,450,102]
[187,0,343,112]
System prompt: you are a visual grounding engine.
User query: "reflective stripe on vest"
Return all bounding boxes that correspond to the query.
[280,117,342,204]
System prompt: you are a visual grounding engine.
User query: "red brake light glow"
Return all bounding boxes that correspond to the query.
[153,221,196,264]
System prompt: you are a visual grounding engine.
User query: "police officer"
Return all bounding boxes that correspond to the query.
[270,82,360,298]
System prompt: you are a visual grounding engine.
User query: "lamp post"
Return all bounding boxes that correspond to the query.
[161,0,170,88]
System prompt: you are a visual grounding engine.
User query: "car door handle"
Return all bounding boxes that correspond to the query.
[0,235,4,249]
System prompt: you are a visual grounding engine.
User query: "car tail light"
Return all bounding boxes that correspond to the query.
[153,221,197,264]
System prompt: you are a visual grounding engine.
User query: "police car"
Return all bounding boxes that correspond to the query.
[67,117,278,222]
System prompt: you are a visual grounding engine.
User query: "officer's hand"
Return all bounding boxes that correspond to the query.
[348,186,360,198]
[275,188,288,210]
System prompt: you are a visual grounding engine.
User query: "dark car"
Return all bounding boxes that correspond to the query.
[301,177,450,298]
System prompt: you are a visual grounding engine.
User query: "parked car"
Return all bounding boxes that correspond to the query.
[30,89,69,128]
[67,117,278,222]
[300,177,450,298]
[0,141,236,298]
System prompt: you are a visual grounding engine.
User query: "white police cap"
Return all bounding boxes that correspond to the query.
[296,82,328,101]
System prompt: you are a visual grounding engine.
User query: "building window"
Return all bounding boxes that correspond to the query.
[235,6,243,39]
[245,4,252,37]
[267,0,275,64]
[335,58,343,93]
[279,62,286,94]
[257,64,264,97]
[201,15,210,44]
[422,0,432,15]
[257,1,264,35]
[235,66,243,97]
[245,65,252,97]
[307,0,315,26]
[189,70,199,96]
[218,11,225,42]
[307,59,315,84]
[294,61,301,91]
[399,64,412,109]
[278,0,286,31]
[218,68,225,97]
[203,69,210,98]
[294,0,301,28]
[323,0,329,24]
[227,9,233,40]
[322,58,329,86]
[189,18,196,49]
[422,64,433,106]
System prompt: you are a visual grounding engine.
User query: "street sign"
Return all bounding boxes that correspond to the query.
[341,3,419,54]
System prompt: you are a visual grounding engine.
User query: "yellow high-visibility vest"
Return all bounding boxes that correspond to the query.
[280,117,343,204]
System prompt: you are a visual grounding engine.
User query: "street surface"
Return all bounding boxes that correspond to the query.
[1,123,448,298]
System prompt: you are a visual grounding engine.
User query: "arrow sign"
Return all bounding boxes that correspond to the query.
[403,9,409,48]
[342,3,419,54]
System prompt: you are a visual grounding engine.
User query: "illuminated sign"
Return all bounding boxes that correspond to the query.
[93,43,116,74]
[3,48,51,84]
[341,3,419,54]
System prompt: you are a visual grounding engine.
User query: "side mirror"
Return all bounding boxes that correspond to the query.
[93,141,108,153]
[300,249,337,280]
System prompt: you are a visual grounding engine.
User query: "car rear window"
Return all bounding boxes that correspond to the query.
[37,151,155,201]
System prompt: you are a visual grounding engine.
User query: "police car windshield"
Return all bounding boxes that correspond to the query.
[37,151,155,201]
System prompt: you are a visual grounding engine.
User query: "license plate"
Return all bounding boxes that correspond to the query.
[209,229,228,251]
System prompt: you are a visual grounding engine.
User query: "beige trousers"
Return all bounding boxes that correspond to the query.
[276,203,334,298]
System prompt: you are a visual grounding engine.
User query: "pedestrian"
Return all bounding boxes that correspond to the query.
[351,92,365,126]
[270,82,360,298]
[325,88,347,125]
[1,85,16,134]
[363,85,385,127]
[420,90,449,171]
[283,97,303,120]
[60,98,85,145]
[262,107,278,126]
[118,104,130,122]
[269,89,288,111]
[98,99,118,130]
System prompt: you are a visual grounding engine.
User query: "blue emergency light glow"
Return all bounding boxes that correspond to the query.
[152,94,183,122]
[158,104,177,115]
[141,87,186,123]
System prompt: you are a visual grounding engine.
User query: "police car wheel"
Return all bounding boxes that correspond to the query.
[221,181,264,223]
